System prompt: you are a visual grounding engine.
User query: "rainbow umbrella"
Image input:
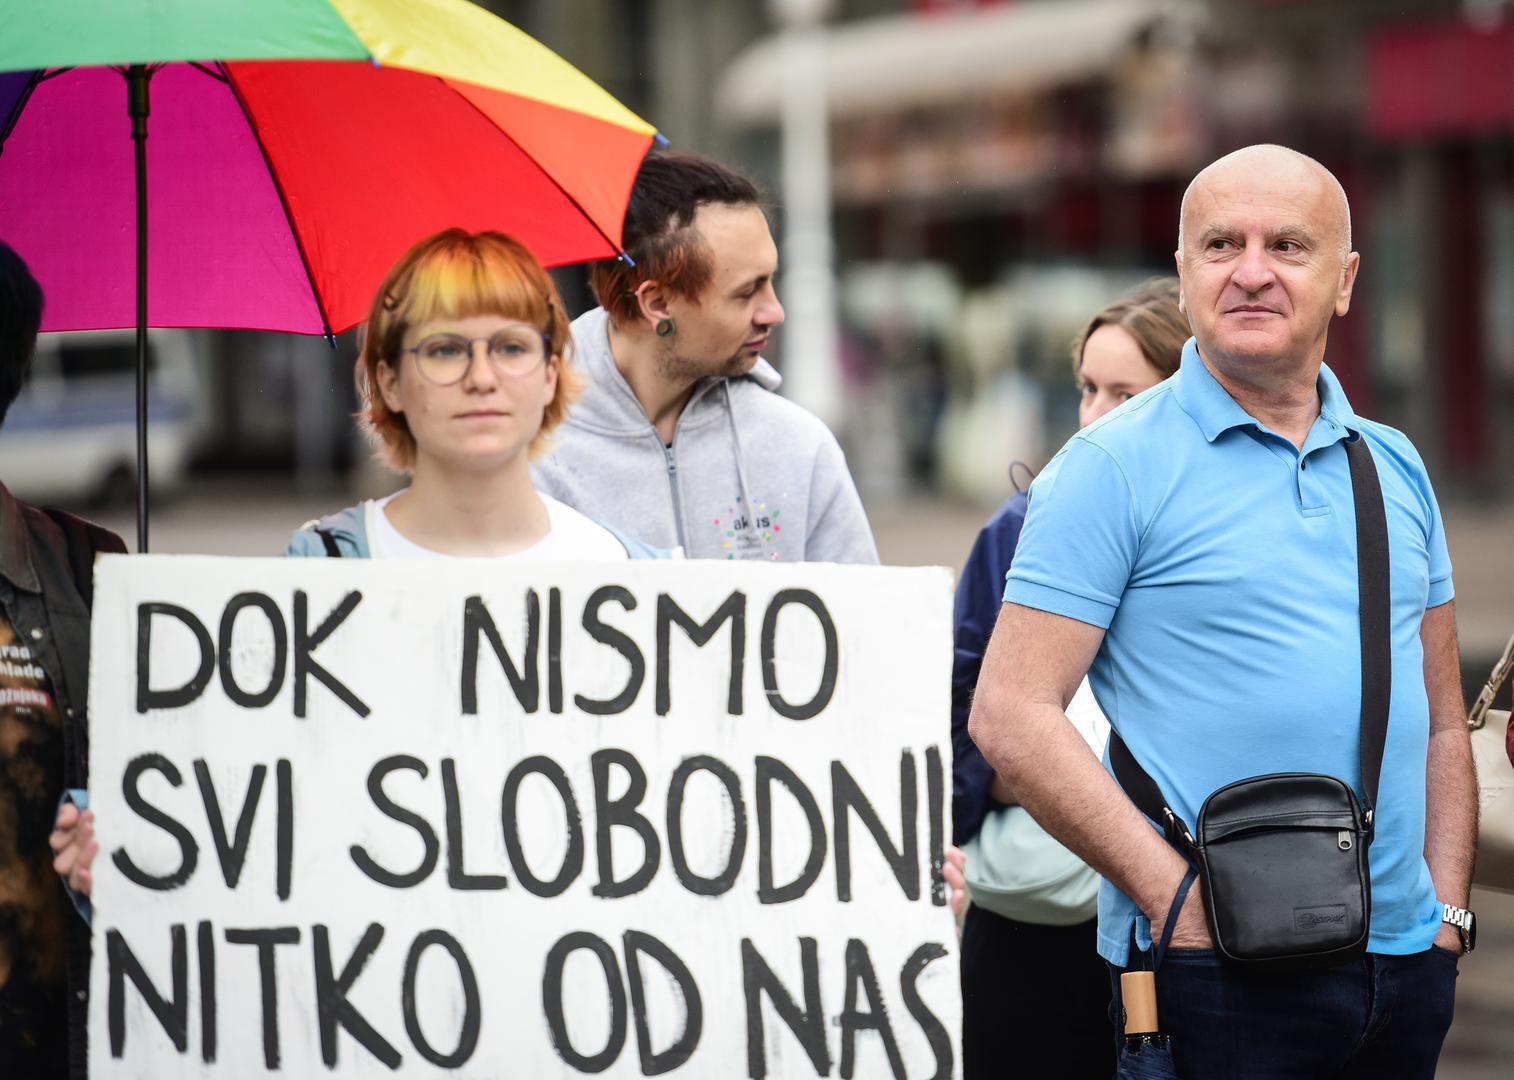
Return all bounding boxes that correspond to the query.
[0,0,658,548]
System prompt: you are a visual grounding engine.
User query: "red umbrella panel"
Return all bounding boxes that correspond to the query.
[0,60,655,335]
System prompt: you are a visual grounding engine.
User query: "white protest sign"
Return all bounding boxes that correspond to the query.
[87,556,959,1078]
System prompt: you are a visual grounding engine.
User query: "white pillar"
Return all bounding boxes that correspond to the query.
[771,0,841,427]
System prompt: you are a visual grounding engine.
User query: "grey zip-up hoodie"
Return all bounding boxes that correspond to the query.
[531,307,879,564]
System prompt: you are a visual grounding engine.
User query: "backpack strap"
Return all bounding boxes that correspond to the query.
[316,528,343,558]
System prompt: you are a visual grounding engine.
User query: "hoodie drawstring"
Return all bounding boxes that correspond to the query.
[722,381,762,548]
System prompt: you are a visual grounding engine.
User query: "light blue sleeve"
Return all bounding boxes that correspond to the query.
[284,528,322,557]
[603,524,675,560]
[1382,424,1455,609]
[1002,436,1140,630]
[1423,477,1454,609]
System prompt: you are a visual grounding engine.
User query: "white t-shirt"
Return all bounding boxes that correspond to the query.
[367,492,630,561]
[1066,677,1112,757]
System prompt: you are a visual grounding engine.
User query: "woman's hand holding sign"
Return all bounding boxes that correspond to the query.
[50,801,98,899]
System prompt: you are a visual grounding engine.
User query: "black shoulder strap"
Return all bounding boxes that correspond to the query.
[1109,732,1196,855]
[1111,433,1392,842]
[42,507,127,609]
[316,528,343,558]
[1346,435,1391,820]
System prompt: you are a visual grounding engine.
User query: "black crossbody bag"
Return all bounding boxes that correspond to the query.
[1111,436,1391,972]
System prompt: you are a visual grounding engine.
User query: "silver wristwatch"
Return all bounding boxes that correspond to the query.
[1442,903,1476,954]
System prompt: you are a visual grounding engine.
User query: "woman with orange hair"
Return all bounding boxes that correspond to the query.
[286,228,660,560]
[48,231,661,917]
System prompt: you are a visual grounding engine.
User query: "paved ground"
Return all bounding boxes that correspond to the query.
[94,481,1514,1076]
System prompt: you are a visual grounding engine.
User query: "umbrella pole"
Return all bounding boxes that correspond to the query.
[128,64,150,553]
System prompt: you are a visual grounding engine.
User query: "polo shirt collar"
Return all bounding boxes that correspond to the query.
[1173,337,1362,443]
[1315,361,1361,436]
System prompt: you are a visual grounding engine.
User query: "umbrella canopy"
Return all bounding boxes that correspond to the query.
[0,0,657,550]
[0,0,658,336]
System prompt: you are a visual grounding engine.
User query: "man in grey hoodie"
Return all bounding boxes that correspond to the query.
[531,151,878,564]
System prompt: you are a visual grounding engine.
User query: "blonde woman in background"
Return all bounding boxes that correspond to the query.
[952,278,1188,1079]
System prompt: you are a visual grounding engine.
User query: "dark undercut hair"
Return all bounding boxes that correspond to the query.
[0,241,44,428]
[591,151,764,327]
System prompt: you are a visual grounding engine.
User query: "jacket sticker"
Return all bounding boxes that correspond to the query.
[713,495,783,560]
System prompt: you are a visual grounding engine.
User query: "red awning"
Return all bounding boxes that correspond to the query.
[1368,19,1514,140]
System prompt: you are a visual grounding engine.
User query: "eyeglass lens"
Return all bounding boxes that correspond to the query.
[413,329,546,383]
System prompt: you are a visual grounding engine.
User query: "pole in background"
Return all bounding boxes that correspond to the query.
[771,0,842,429]
[127,63,151,553]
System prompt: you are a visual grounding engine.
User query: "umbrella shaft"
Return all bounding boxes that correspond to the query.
[128,64,150,135]
[129,65,150,553]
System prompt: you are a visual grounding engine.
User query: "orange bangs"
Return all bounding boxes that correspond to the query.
[357,229,582,471]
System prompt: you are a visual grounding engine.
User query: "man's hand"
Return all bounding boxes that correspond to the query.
[49,802,97,899]
[1431,922,1464,956]
[1147,871,1212,951]
[970,605,1207,943]
[944,846,967,920]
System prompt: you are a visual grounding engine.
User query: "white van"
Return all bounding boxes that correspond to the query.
[0,329,200,505]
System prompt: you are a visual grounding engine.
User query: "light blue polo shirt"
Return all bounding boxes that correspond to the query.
[1005,338,1454,966]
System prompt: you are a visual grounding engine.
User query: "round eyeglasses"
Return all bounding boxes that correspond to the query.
[400,328,551,385]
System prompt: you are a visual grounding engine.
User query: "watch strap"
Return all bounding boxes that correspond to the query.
[1442,903,1476,953]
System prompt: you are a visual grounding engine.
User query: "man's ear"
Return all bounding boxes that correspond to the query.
[1335,252,1361,318]
[633,280,674,329]
[1174,250,1187,314]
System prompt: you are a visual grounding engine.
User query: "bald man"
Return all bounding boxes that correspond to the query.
[967,145,1475,1076]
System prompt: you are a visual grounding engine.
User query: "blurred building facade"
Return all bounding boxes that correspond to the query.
[161,0,1514,514]
[475,0,1514,507]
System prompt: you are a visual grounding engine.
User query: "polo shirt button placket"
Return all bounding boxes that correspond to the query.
[1296,453,1330,516]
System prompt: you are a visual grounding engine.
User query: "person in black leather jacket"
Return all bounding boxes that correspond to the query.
[0,240,126,1080]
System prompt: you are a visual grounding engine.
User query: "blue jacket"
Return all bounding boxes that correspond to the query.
[951,490,1028,846]
[284,502,670,559]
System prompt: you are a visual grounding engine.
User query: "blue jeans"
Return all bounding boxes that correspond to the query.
[1109,946,1459,1078]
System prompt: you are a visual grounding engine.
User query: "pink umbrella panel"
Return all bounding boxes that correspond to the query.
[0,61,655,335]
